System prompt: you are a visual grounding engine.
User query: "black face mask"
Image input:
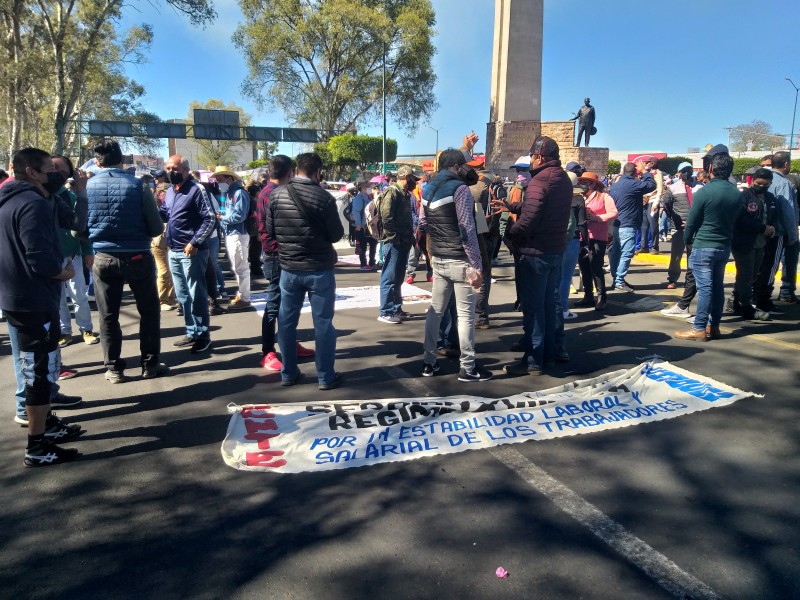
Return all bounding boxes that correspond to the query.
[167,171,184,186]
[42,171,67,194]
[751,185,768,194]
[457,166,479,185]
[579,184,590,194]
[407,181,417,192]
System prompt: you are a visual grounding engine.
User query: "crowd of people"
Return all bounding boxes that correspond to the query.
[1,132,798,467]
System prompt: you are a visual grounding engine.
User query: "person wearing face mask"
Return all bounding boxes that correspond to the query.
[727,169,775,321]
[212,166,251,310]
[86,139,167,381]
[419,148,492,382]
[160,154,217,355]
[496,155,532,312]
[502,136,572,377]
[0,147,86,467]
[575,171,617,311]
[376,165,417,324]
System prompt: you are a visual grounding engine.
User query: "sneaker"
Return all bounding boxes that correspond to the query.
[615,280,635,293]
[504,360,543,377]
[50,393,82,408]
[173,335,195,347]
[377,314,401,324]
[142,363,169,379]
[650,249,659,255]
[405,274,415,284]
[281,371,302,387]
[319,373,344,391]
[427,274,434,282]
[190,336,212,354]
[58,369,78,381]
[422,361,440,377]
[476,320,491,329]
[228,298,252,310]
[360,265,373,271]
[296,343,315,357]
[176,306,184,316]
[15,413,29,426]
[260,351,283,371]
[81,330,99,345]
[660,303,691,317]
[210,303,226,315]
[666,282,677,289]
[43,412,83,442]
[160,303,177,312]
[562,310,577,320]
[396,310,412,321]
[436,346,459,358]
[749,308,772,321]
[778,294,799,304]
[58,334,72,348]
[218,292,230,302]
[105,370,127,384]
[24,441,80,468]
[458,366,493,382]
[86,292,95,302]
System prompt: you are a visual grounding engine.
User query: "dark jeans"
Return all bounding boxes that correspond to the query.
[731,245,761,309]
[753,235,781,306]
[379,242,409,316]
[354,229,377,267]
[476,234,493,322]
[669,229,697,308]
[93,251,160,371]
[780,238,799,297]
[578,239,607,298]
[640,209,659,252]
[4,310,60,406]
[261,254,281,355]
[519,254,561,369]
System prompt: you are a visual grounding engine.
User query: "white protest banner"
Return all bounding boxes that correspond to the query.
[250,283,431,316]
[221,360,760,473]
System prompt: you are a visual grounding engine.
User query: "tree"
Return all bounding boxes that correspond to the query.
[607,160,621,176]
[729,120,785,153]
[657,156,692,176]
[257,141,280,162]
[0,0,216,161]
[233,0,437,134]
[187,99,253,168]
[327,134,397,167]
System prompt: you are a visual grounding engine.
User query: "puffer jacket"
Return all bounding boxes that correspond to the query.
[266,177,344,271]
[508,159,573,255]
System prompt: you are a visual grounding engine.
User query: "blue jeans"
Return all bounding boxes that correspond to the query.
[169,249,210,339]
[780,238,799,296]
[7,322,60,418]
[379,242,409,316]
[208,234,226,294]
[690,247,730,330]
[277,269,337,385]
[559,238,580,311]
[610,225,637,285]
[261,254,281,354]
[519,254,561,368]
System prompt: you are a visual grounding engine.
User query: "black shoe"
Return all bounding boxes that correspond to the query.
[172,335,195,347]
[319,373,344,391]
[509,340,525,352]
[176,306,184,316]
[142,363,169,379]
[43,412,83,442]
[210,303,226,316]
[554,350,570,362]
[281,371,302,387]
[422,361,440,377]
[779,294,799,304]
[458,366,493,382]
[595,296,607,310]
[504,360,543,377]
[190,336,212,354]
[395,310,412,321]
[574,295,595,308]
[49,393,82,408]
[24,441,80,468]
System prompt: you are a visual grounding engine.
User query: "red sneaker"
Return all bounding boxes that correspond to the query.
[260,352,283,371]
[296,343,315,357]
[58,369,78,381]
[405,274,415,284]
[427,274,434,282]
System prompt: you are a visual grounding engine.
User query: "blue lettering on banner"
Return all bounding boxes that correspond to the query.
[642,366,734,402]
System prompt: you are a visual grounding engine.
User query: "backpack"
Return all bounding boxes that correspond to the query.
[365,188,390,240]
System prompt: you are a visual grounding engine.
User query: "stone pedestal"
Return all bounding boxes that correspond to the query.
[542,121,609,177]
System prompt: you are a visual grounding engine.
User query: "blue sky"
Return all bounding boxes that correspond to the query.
[121,0,800,158]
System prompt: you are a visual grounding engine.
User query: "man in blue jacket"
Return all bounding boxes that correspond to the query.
[608,163,656,291]
[213,166,251,309]
[0,148,85,467]
[87,140,167,382]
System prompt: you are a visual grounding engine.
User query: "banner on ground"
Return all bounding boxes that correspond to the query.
[221,360,760,474]
[250,283,431,316]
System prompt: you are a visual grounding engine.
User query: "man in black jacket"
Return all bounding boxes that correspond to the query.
[266,153,344,390]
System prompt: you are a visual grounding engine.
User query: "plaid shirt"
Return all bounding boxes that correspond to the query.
[257,181,279,253]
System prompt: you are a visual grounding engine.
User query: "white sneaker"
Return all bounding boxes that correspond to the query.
[660,303,691,317]
[751,308,772,321]
[563,310,577,320]
[377,314,401,324]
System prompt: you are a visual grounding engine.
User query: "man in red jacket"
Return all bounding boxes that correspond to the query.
[503,136,573,376]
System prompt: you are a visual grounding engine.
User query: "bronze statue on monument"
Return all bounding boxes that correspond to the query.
[570,98,596,147]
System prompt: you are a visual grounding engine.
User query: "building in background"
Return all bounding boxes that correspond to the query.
[167,119,257,171]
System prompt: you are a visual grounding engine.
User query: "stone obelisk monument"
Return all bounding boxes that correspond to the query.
[485,0,543,177]
[485,0,608,177]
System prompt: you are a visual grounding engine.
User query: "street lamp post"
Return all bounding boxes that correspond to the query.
[786,77,799,152]
[428,125,442,156]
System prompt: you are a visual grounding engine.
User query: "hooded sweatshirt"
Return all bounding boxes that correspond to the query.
[0,179,63,313]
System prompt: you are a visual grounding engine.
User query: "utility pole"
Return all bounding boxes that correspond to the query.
[428,125,442,156]
[786,77,799,151]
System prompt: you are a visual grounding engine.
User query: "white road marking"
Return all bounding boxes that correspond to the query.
[382,365,721,600]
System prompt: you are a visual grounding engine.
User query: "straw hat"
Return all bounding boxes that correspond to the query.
[211,166,241,180]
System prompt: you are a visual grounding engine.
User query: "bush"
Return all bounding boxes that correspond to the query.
[246,159,268,169]
[732,157,761,176]
[657,156,693,175]
[607,159,621,176]
[327,134,397,165]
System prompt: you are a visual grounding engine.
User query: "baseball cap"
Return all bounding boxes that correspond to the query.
[510,155,531,169]
[397,165,418,180]
[529,136,559,159]
[565,161,585,176]
[677,161,692,173]
[460,150,483,168]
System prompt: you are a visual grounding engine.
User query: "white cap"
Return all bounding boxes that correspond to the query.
[510,155,530,169]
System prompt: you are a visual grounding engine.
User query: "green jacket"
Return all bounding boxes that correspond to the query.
[379,183,414,247]
[684,178,742,249]
[58,187,93,258]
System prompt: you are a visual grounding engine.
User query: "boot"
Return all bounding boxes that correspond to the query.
[574,294,595,308]
[595,294,607,311]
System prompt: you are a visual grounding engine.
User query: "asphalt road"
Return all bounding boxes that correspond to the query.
[1,245,798,600]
